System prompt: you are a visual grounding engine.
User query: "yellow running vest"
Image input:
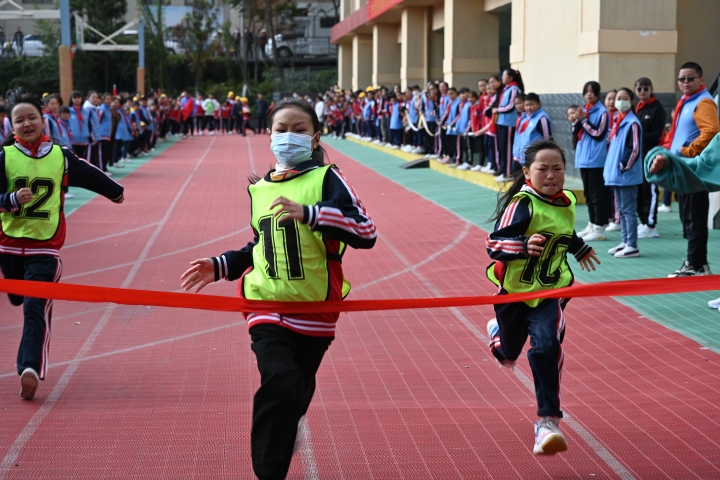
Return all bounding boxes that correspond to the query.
[242,166,350,301]
[2,145,63,241]
[487,191,576,307]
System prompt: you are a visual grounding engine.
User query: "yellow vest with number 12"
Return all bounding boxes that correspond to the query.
[2,145,63,241]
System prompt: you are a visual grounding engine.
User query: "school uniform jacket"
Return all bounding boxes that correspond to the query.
[603,111,642,187]
[68,106,91,145]
[634,97,666,157]
[0,141,124,256]
[211,160,377,337]
[575,102,609,168]
[514,108,552,163]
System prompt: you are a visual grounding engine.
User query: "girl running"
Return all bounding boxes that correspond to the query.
[0,89,124,400]
[485,139,600,455]
[180,98,376,480]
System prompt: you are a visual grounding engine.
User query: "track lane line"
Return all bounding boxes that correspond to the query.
[0,138,218,478]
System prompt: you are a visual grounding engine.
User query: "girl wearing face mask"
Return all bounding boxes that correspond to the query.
[181,98,377,480]
[603,87,643,259]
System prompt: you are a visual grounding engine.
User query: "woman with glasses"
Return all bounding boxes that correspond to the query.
[634,78,667,239]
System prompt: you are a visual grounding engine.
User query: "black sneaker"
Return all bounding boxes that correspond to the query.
[668,259,712,278]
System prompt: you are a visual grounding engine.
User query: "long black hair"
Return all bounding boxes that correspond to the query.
[3,88,44,146]
[504,68,525,93]
[490,139,567,222]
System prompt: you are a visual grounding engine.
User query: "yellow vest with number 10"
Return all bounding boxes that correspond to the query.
[2,145,63,241]
[487,190,576,307]
[241,165,351,302]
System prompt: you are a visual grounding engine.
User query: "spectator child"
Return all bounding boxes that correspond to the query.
[514,93,552,165]
[493,68,524,181]
[604,87,643,259]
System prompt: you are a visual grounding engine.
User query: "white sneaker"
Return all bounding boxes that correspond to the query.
[470,165,483,172]
[401,145,411,152]
[605,222,621,232]
[199,131,204,136]
[428,154,439,159]
[448,162,459,168]
[638,225,659,238]
[64,193,74,199]
[414,147,425,154]
[658,204,673,213]
[105,171,113,177]
[20,367,39,400]
[614,246,640,258]
[577,222,593,238]
[209,131,215,136]
[457,163,471,171]
[390,145,399,149]
[708,297,720,309]
[293,415,306,456]
[534,417,568,455]
[608,243,626,255]
[372,139,381,145]
[582,225,606,242]
[480,164,493,173]
[494,174,506,183]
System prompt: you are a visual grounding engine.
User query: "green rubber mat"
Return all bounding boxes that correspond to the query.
[325,136,720,352]
[65,137,179,217]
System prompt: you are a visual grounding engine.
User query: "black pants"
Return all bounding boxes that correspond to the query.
[637,175,659,228]
[485,134,497,171]
[182,117,194,136]
[257,115,268,134]
[250,324,333,480]
[87,142,101,169]
[580,168,608,226]
[100,139,112,168]
[425,121,437,153]
[496,125,515,177]
[1,254,62,380]
[72,144,88,160]
[470,135,486,166]
[205,116,215,132]
[492,297,568,418]
[678,191,709,267]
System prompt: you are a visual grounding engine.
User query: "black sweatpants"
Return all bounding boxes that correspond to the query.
[637,175,659,228]
[496,125,515,177]
[579,167,608,226]
[182,117,194,137]
[250,323,333,480]
[491,297,568,418]
[72,144,88,160]
[100,139,112,169]
[678,191,709,267]
[1,254,62,380]
[257,115,268,134]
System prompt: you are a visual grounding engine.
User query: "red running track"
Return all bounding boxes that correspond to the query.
[0,134,718,479]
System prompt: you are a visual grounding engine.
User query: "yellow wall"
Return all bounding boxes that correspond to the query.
[676,0,720,88]
[511,0,598,94]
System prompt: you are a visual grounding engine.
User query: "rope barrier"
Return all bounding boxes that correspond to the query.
[0,276,718,315]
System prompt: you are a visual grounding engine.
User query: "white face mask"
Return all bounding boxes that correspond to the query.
[270,132,316,168]
[615,99,632,113]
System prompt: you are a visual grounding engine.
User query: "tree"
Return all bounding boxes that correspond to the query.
[142,0,168,90]
[179,0,219,90]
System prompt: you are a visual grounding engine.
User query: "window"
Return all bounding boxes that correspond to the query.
[319,17,339,28]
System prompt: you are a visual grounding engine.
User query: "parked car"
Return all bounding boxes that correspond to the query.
[11,34,46,57]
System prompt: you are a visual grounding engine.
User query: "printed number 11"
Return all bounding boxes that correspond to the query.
[258,215,305,280]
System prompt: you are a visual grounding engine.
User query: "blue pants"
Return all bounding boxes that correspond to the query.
[1,254,62,380]
[491,296,568,418]
[614,185,638,248]
[389,128,403,146]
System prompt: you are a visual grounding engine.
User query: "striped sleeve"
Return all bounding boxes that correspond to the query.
[537,116,552,139]
[302,167,377,250]
[485,196,532,261]
[569,231,593,262]
[214,235,258,281]
[621,123,641,171]
[497,88,518,113]
[580,111,608,139]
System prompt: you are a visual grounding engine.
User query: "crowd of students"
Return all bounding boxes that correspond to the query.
[317,60,719,268]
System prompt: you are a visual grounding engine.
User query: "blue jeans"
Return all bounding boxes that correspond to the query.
[614,185,639,248]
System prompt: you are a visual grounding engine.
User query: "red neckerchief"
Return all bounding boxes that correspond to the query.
[14,134,51,157]
[664,86,706,148]
[525,180,570,205]
[518,114,529,133]
[73,105,84,124]
[609,111,628,140]
[576,102,597,141]
[635,95,656,113]
[59,119,72,141]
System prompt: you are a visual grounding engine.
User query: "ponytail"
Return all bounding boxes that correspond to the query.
[505,68,525,93]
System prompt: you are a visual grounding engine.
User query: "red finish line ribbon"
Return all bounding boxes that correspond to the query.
[0,276,718,314]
